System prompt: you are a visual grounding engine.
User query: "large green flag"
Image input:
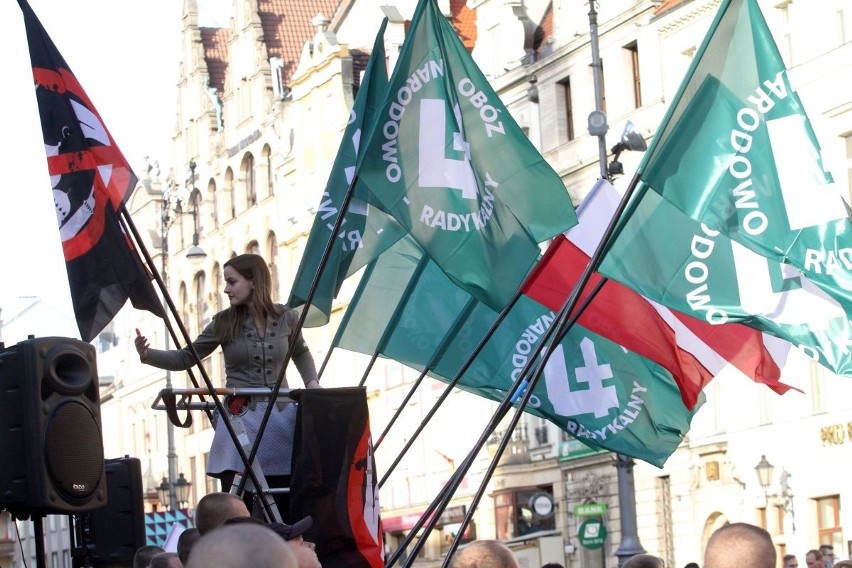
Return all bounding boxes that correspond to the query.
[355,0,577,311]
[333,237,700,467]
[600,190,852,374]
[601,0,852,375]
[440,295,701,468]
[637,0,850,291]
[289,18,407,327]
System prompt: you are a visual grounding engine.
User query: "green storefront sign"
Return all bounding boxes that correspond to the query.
[574,503,608,517]
[578,518,607,549]
[558,438,608,462]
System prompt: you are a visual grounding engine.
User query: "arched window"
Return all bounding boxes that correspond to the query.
[242,153,256,208]
[208,178,219,229]
[211,262,223,313]
[179,282,189,334]
[263,144,274,198]
[194,271,208,331]
[224,167,235,221]
[267,232,279,302]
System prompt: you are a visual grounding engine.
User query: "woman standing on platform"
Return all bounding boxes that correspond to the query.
[135,253,321,518]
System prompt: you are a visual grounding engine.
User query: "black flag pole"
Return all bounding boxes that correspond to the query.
[395,174,644,565]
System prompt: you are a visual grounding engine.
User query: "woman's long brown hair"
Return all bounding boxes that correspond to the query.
[213,254,282,343]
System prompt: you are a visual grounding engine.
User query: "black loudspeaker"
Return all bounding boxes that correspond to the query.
[0,336,106,515]
[87,457,146,567]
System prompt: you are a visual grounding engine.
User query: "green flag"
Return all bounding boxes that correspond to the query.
[289,18,407,327]
[333,237,700,467]
[601,0,852,375]
[355,0,577,311]
[444,295,701,468]
[600,189,852,374]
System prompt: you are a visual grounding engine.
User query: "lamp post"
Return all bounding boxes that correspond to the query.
[157,472,193,511]
[159,161,206,511]
[584,1,648,565]
[184,160,207,263]
[755,455,796,532]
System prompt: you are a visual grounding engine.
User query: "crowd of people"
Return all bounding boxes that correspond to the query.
[129,514,848,568]
[621,524,849,568]
[131,492,320,568]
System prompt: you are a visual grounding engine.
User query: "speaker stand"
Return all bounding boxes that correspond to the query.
[34,514,46,568]
[70,513,95,568]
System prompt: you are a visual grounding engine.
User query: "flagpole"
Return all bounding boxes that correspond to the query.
[393,263,607,566]
[436,261,617,565]
[119,204,279,519]
[588,0,609,180]
[356,352,381,387]
[398,283,584,567]
[395,166,644,565]
[373,299,477,452]
[375,299,478,483]
[316,346,333,379]
[383,293,525,565]
[586,0,649,562]
[440,305,581,566]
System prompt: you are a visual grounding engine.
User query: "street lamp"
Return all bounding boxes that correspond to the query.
[607,121,648,179]
[156,477,170,511]
[174,472,192,509]
[754,455,796,532]
[158,163,207,511]
[157,473,193,511]
[184,160,207,263]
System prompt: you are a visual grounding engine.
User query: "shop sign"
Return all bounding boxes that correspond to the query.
[574,503,607,517]
[578,518,607,549]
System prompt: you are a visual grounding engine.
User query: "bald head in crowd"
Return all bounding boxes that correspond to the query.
[450,540,520,568]
[194,492,251,535]
[186,523,296,568]
[704,522,776,568]
[623,553,665,568]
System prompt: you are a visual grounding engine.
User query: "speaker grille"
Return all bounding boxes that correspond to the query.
[44,400,104,503]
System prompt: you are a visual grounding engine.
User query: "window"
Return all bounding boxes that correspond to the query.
[493,486,555,540]
[208,178,219,229]
[263,145,274,198]
[625,41,641,108]
[845,133,852,205]
[243,153,256,208]
[270,57,286,99]
[558,77,575,142]
[267,233,279,302]
[810,359,827,414]
[774,1,793,65]
[224,168,236,221]
[816,495,842,551]
[194,272,207,331]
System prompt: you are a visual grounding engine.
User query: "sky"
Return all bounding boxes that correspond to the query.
[0,0,229,325]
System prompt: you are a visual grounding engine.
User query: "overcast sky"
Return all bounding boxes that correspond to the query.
[0,0,228,326]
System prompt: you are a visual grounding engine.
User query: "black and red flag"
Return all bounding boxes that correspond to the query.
[290,387,384,568]
[18,0,163,341]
